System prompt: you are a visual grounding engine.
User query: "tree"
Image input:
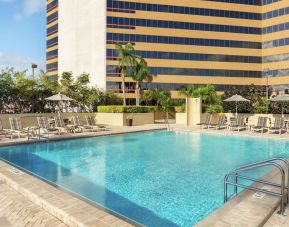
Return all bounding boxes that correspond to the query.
[141,89,169,107]
[0,68,121,113]
[131,57,151,106]
[223,84,272,113]
[115,43,137,106]
[179,84,223,112]
[253,97,269,114]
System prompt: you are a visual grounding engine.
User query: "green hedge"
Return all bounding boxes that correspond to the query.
[97,106,155,113]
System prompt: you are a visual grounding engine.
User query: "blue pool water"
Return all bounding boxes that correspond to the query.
[0,131,289,226]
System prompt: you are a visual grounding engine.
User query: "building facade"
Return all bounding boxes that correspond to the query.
[46,0,289,99]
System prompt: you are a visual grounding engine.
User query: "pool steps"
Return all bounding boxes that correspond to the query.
[224,158,289,215]
[196,159,289,226]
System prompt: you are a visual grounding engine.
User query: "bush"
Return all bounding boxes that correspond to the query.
[206,104,224,113]
[175,105,186,113]
[97,105,154,113]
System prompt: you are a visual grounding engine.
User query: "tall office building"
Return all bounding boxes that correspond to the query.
[46,0,289,99]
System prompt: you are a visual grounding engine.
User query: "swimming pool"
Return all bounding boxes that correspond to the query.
[0,131,288,226]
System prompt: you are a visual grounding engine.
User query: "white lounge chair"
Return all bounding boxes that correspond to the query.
[251,117,267,133]
[71,116,98,132]
[198,114,212,129]
[54,116,71,133]
[86,116,111,131]
[229,115,246,132]
[267,118,284,135]
[208,115,227,130]
[37,116,61,137]
[8,117,29,139]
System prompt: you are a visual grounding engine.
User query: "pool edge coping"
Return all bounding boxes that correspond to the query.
[0,160,142,227]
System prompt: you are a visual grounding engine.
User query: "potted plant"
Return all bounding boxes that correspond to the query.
[126,115,133,126]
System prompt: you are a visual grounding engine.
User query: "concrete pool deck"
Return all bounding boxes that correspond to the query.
[0,161,136,227]
[1,124,289,226]
[0,124,167,147]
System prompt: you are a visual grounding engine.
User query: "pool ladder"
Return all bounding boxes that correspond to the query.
[224,158,289,215]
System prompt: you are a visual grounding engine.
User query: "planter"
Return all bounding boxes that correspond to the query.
[126,119,133,126]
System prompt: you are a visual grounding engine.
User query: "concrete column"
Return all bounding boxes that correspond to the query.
[187,98,202,126]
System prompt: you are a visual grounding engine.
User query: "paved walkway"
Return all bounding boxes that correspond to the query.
[0,181,66,227]
[264,206,289,226]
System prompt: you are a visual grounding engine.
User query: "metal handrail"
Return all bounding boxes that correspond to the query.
[224,158,289,215]
[235,158,289,201]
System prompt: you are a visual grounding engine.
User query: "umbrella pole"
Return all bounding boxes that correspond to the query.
[236,101,238,117]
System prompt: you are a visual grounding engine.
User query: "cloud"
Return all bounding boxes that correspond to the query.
[23,0,45,15]
[13,0,45,20]
[0,53,45,72]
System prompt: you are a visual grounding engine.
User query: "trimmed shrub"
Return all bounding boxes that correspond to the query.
[97,106,154,113]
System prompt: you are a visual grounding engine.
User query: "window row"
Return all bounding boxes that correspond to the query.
[107,0,260,20]
[107,33,261,49]
[47,24,58,36]
[47,62,58,72]
[205,0,278,5]
[107,17,261,34]
[263,37,289,49]
[46,49,58,60]
[106,82,263,92]
[47,12,58,24]
[107,49,261,63]
[263,53,289,63]
[263,21,289,34]
[47,37,58,48]
[47,0,58,12]
[263,68,289,77]
[106,65,262,78]
[263,7,289,20]
[107,1,289,22]
[106,81,187,91]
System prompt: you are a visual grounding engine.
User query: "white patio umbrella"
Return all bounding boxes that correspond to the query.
[45,93,74,114]
[269,94,289,118]
[45,93,73,102]
[224,94,250,116]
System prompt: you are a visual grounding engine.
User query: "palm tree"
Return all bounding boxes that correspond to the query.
[141,89,169,107]
[131,58,151,106]
[179,84,219,104]
[179,84,223,112]
[115,43,137,106]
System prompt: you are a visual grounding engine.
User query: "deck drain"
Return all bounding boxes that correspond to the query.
[253,186,272,199]
[8,167,23,176]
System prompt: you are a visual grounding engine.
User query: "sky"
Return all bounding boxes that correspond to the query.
[0,0,46,74]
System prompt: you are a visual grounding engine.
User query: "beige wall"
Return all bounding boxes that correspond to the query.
[176,113,187,125]
[96,113,154,126]
[128,113,155,126]
[96,113,124,126]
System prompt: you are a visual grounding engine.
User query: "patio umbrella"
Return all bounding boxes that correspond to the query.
[269,94,289,117]
[45,93,74,114]
[224,94,250,116]
[45,93,73,102]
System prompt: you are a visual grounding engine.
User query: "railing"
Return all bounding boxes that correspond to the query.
[224,158,289,215]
